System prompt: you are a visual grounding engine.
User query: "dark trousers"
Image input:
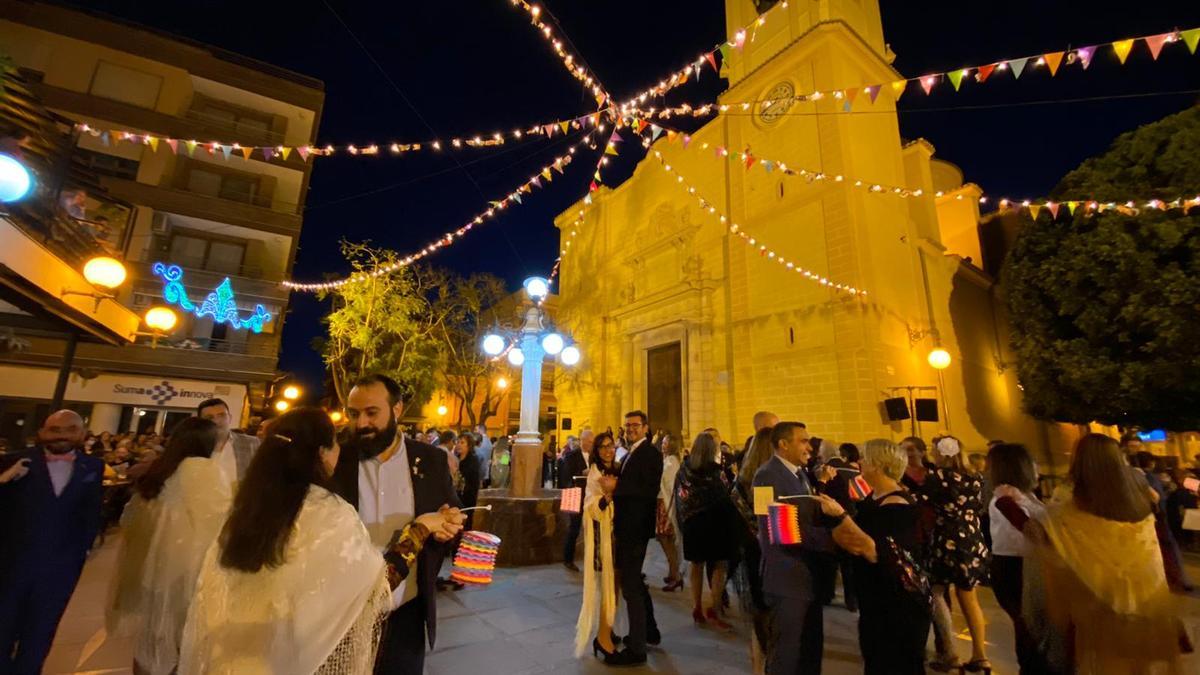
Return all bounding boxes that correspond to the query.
[810,551,838,605]
[615,537,658,655]
[375,597,427,675]
[836,550,857,610]
[563,513,583,564]
[765,592,824,675]
[992,555,1053,675]
[0,566,81,675]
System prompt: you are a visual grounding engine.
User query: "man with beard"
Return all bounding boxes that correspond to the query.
[332,374,465,674]
[0,410,103,674]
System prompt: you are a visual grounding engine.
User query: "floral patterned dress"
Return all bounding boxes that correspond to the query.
[924,467,989,588]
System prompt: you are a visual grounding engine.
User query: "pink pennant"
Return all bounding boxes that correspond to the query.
[297,146,310,161]
[705,52,718,72]
[1047,202,1060,219]
[165,139,178,154]
[920,75,938,95]
[682,135,692,148]
[866,85,881,104]
[1145,33,1171,60]
[1075,46,1096,69]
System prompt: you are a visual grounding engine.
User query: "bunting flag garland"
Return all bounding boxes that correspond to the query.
[281,132,599,292]
[75,110,611,163]
[651,151,864,297]
[509,0,613,111]
[1112,38,1136,63]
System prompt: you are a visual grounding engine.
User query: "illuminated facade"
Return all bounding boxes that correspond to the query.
[0,2,322,435]
[551,0,1087,469]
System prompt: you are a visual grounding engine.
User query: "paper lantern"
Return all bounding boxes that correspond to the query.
[767,503,803,545]
[450,531,502,585]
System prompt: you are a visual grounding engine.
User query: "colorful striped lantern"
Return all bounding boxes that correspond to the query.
[767,503,803,545]
[450,531,502,585]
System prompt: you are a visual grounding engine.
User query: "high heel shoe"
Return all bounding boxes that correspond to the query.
[692,606,706,625]
[592,637,615,659]
[705,608,733,631]
[962,659,992,674]
[661,577,683,592]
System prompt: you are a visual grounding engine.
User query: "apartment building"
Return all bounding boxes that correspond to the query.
[0,0,323,440]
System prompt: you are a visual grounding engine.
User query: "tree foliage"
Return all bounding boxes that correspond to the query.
[1005,107,1200,430]
[435,273,509,428]
[316,242,452,415]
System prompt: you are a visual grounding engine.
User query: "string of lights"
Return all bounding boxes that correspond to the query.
[650,150,865,297]
[509,0,613,111]
[281,131,600,292]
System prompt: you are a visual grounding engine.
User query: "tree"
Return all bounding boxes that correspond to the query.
[1004,108,1200,430]
[436,273,509,428]
[316,242,452,415]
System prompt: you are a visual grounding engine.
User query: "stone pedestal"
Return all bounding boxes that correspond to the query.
[508,439,545,498]
[474,487,567,567]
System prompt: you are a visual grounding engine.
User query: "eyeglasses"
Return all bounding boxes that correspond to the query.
[623,422,643,429]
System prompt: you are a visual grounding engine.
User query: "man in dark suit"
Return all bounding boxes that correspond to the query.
[333,374,465,675]
[0,409,103,674]
[604,410,663,666]
[557,428,593,571]
[752,421,837,674]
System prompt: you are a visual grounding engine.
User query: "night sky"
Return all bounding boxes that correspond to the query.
[70,0,1200,394]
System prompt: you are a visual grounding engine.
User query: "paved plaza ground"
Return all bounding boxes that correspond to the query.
[46,532,1200,674]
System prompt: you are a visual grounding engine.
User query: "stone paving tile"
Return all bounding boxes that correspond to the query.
[49,531,1200,674]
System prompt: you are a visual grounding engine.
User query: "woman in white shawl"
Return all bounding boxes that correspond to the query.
[107,417,230,675]
[180,408,450,675]
[575,430,622,659]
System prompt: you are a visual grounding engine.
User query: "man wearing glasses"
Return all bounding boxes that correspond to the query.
[601,410,663,666]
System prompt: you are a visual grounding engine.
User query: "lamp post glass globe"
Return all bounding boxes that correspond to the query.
[523,276,550,300]
[143,306,177,332]
[83,256,127,289]
[282,385,301,401]
[928,347,952,370]
[560,345,581,366]
[0,153,34,203]
[482,333,505,356]
[274,400,290,412]
[495,376,508,389]
[541,332,564,355]
[507,348,525,366]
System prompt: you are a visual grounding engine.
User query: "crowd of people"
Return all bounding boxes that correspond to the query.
[2,390,1198,674]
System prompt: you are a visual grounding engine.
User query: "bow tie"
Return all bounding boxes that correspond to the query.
[45,451,76,463]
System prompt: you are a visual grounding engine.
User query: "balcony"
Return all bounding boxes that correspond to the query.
[99,176,302,235]
[127,259,289,304]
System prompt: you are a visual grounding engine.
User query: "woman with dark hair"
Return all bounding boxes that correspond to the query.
[575,431,622,659]
[181,408,454,674]
[675,432,745,631]
[986,443,1049,674]
[997,434,1191,673]
[107,417,227,675]
[730,427,775,675]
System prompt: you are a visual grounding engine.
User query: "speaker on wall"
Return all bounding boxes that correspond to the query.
[915,398,939,422]
[883,397,910,421]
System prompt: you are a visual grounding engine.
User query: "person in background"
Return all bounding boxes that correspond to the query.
[108,417,230,675]
[752,421,836,674]
[925,436,991,673]
[656,432,683,592]
[453,434,481,515]
[197,398,260,490]
[996,434,1191,673]
[332,376,465,673]
[559,429,593,571]
[124,447,160,482]
[1166,468,1198,551]
[574,431,622,660]
[985,443,1049,675]
[738,411,779,465]
[437,430,459,475]
[0,410,103,674]
[730,427,775,675]
[1133,450,1193,592]
[969,452,993,551]
[490,436,512,489]
[474,424,492,488]
[604,411,662,666]
[825,442,861,612]
[676,432,744,630]
[813,439,931,674]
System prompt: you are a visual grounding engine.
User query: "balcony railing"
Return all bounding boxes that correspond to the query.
[183,107,286,147]
[131,335,278,357]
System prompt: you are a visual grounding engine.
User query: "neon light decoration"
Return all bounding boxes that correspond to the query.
[152,262,271,332]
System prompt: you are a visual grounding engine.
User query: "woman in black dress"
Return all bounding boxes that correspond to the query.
[674,432,745,630]
[814,439,931,675]
[925,435,991,673]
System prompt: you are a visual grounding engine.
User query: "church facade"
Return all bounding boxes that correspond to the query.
[551,0,1083,468]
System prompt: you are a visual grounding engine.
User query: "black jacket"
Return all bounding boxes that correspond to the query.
[556,448,589,490]
[457,451,481,509]
[331,438,461,648]
[612,438,663,545]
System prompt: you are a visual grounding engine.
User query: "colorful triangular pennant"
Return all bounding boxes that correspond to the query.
[1008,57,1028,79]
[559,121,570,134]
[866,85,881,104]
[280,147,291,161]
[705,52,719,72]
[541,168,552,181]
[262,147,275,162]
[844,87,860,105]
[219,145,232,161]
[1144,33,1171,60]
[1075,46,1096,69]
[146,136,159,152]
[1067,201,1078,215]
[240,146,253,160]
[650,125,663,141]
[977,63,996,82]
[946,70,965,91]
[185,140,197,157]
[1182,29,1200,55]
[165,138,178,155]
[296,145,310,161]
[1112,39,1135,64]
[920,75,938,95]
[1028,204,1042,220]
[1047,202,1060,219]
[891,80,908,99]
[1043,51,1064,76]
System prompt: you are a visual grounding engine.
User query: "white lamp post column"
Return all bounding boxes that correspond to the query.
[516,307,547,442]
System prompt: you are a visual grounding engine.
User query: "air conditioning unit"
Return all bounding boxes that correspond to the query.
[150,212,169,234]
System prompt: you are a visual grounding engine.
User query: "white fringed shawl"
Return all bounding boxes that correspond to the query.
[574,464,616,658]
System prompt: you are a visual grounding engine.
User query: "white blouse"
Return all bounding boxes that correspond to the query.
[989,490,1047,557]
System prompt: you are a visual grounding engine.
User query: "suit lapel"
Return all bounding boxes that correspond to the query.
[407,442,435,515]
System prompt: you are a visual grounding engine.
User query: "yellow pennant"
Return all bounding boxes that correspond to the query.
[1028,204,1042,220]
[146,136,159,152]
[559,121,570,134]
[891,79,908,99]
[1043,51,1064,76]
[605,143,619,156]
[240,147,253,160]
[280,147,291,161]
[541,168,552,181]
[1112,39,1135,64]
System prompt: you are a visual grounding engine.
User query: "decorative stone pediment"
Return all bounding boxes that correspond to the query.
[624,203,701,268]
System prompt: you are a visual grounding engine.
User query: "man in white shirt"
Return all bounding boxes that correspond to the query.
[197,398,259,490]
[334,374,465,675]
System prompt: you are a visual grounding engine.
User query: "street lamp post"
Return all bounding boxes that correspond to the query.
[481,276,580,497]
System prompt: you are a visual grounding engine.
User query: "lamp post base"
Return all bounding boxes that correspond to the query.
[508,437,546,498]
[474,487,570,567]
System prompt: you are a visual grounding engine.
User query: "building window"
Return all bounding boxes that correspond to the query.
[188,96,279,144]
[185,167,261,206]
[168,231,246,275]
[89,61,162,109]
[75,148,139,181]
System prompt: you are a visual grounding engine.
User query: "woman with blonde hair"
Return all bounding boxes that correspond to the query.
[996,433,1191,673]
[731,427,776,674]
[814,439,932,674]
[656,432,684,591]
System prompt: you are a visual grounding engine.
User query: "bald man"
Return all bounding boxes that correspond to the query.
[0,410,104,674]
